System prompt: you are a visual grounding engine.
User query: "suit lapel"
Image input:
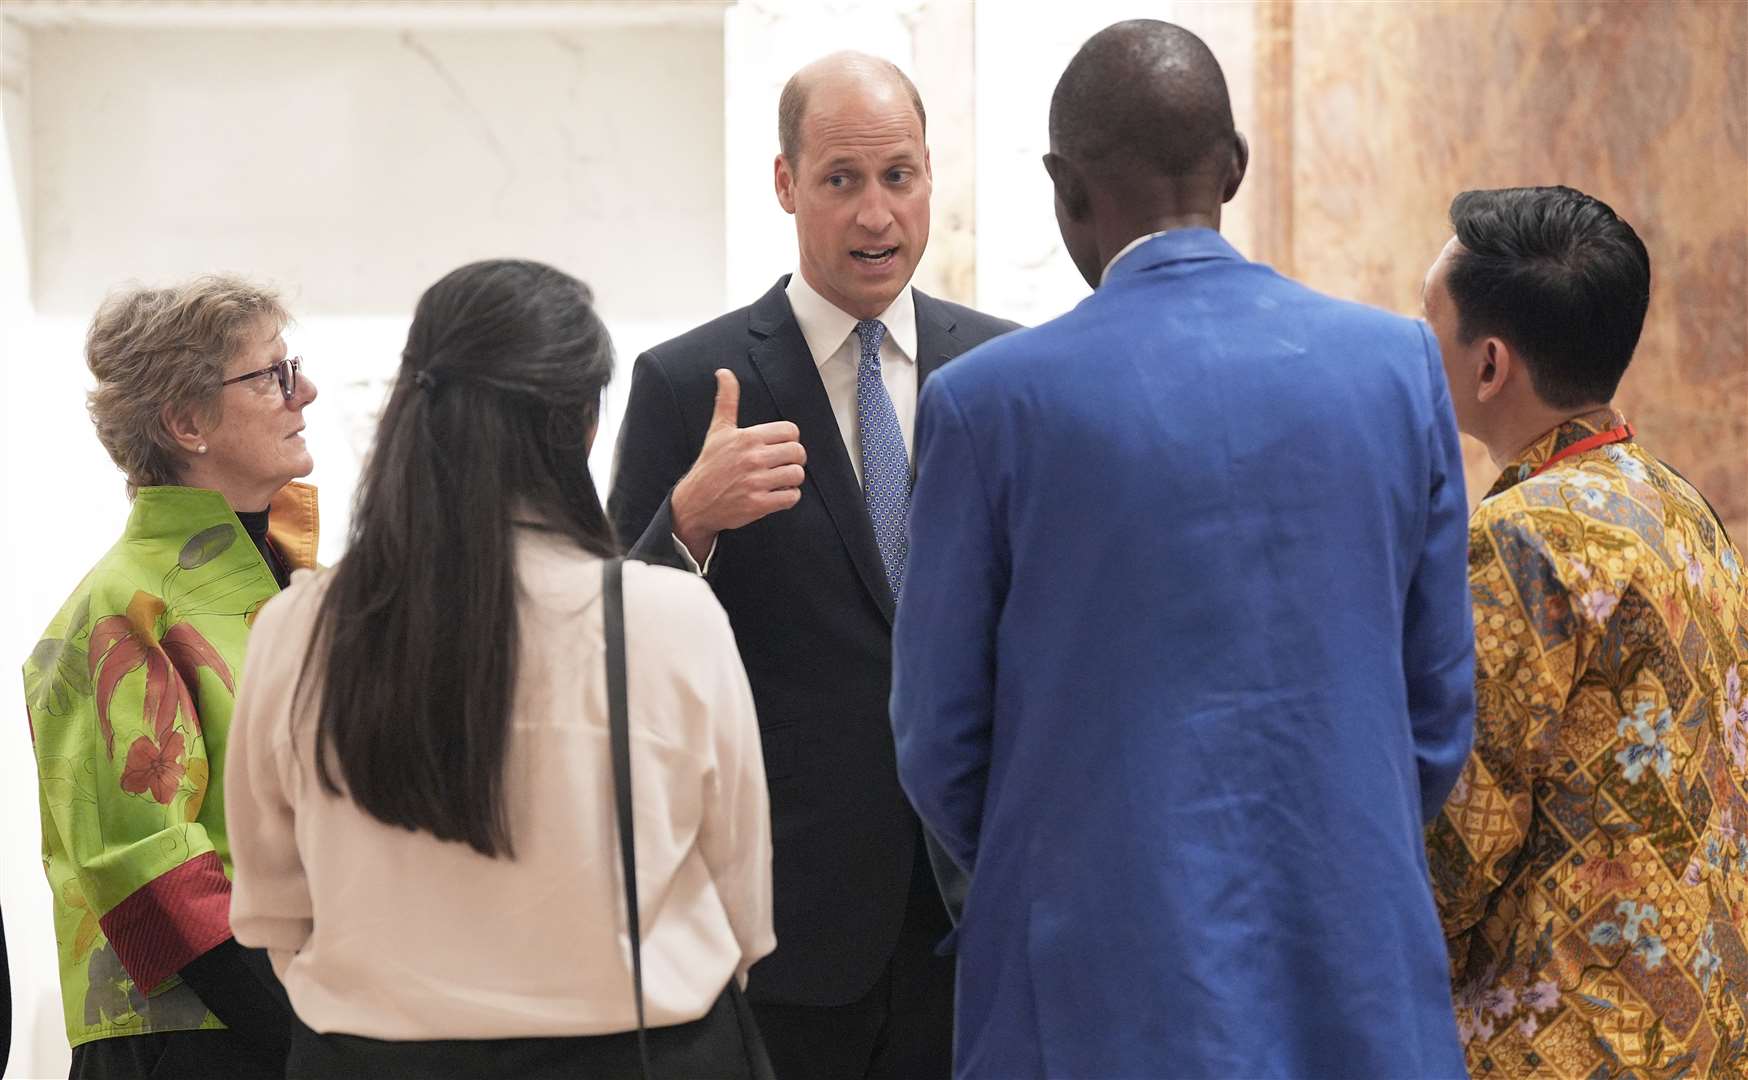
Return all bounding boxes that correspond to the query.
[744,284,979,626]
[746,279,896,624]
[911,290,968,488]
[913,288,964,392]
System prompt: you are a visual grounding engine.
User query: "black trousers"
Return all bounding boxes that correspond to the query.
[68,1029,284,1080]
[752,839,956,1080]
[287,981,762,1079]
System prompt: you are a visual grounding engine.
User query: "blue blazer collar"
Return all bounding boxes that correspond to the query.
[1101,228,1244,287]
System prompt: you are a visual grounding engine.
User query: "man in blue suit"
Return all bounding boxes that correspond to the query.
[890,20,1475,1078]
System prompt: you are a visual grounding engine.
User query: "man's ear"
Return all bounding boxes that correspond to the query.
[1043,152,1090,221]
[161,401,209,454]
[774,153,798,215]
[1476,338,1513,404]
[1223,131,1249,204]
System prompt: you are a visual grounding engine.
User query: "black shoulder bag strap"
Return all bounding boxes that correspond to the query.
[604,558,654,1079]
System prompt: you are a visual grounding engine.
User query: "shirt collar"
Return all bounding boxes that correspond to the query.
[124,483,320,572]
[1485,407,1629,501]
[1100,230,1174,286]
[125,485,240,547]
[1099,227,1245,288]
[785,270,917,370]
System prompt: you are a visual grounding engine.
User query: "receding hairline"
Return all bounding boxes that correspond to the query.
[778,51,926,165]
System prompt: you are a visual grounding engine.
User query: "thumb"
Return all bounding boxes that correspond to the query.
[709,369,741,431]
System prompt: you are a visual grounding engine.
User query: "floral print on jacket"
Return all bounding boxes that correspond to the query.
[1428,412,1748,1077]
[23,484,317,1049]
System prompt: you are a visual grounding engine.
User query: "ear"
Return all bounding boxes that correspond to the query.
[161,401,210,454]
[1222,131,1249,204]
[774,153,798,215]
[1043,152,1090,222]
[923,144,933,183]
[1475,338,1513,404]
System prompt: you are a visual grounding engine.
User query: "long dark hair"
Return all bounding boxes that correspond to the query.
[303,259,616,858]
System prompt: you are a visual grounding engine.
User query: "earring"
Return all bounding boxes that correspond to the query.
[196,444,208,454]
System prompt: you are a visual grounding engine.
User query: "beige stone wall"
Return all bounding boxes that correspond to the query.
[1276,0,1747,537]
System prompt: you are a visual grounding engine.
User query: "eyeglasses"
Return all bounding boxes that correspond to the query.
[222,356,302,401]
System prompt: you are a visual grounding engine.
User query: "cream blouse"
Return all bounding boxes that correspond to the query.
[225,532,774,1040]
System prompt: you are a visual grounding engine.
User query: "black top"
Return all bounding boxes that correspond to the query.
[236,508,289,589]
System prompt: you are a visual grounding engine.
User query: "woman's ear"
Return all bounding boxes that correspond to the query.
[162,401,209,454]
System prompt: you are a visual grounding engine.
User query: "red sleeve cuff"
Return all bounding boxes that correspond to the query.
[98,850,234,994]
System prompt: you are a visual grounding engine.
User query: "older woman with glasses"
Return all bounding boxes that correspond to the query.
[22,275,320,1079]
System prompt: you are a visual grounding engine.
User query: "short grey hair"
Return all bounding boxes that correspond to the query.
[85,275,289,494]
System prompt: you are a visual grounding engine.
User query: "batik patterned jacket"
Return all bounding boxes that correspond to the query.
[1428,412,1748,1077]
[23,483,317,1048]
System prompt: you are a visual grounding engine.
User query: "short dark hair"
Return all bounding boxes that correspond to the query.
[1446,186,1651,408]
[778,56,926,165]
[1049,20,1233,178]
[303,259,617,859]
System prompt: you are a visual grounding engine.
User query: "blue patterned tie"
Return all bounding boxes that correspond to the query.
[855,319,909,601]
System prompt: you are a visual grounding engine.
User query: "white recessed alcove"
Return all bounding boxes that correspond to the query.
[14,2,729,560]
[27,4,730,323]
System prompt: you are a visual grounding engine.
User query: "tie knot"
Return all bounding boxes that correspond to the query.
[855,319,887,360]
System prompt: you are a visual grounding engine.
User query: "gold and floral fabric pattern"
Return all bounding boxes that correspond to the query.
[1428,411,1748,1077]
[23,484,317,1049]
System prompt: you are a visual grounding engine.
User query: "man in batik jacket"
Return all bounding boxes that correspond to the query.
[1423,185,1748,1076]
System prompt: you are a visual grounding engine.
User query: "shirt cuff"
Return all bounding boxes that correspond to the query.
[98,850,234,994]
[672,533,718,576]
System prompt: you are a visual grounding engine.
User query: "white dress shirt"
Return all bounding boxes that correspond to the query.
[227,533,774,1040]
[785,270,919,483]
[1100,229,1177,286]
[673,273,919,571]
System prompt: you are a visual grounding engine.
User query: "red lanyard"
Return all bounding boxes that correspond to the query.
[1528,421,1636,479]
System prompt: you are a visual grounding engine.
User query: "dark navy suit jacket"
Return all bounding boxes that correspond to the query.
[609,277,1016,1007]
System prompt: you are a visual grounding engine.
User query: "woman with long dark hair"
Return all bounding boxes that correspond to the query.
[224,260,774,1078]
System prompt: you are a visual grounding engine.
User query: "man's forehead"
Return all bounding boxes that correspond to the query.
[804,90,918,134]
[1423,235,1462,302]
[802,112,923,167]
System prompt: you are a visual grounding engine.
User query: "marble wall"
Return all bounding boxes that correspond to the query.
[1283,0,1748,537]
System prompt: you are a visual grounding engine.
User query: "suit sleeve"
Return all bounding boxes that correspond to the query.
[890,375,1007,875]
[608,351,698,572]
[1404,323,1478,822]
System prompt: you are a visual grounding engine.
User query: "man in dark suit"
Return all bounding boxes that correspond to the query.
[608,50,1015,1080]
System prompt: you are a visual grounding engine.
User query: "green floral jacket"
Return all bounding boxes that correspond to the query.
[23,483,318,1048]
